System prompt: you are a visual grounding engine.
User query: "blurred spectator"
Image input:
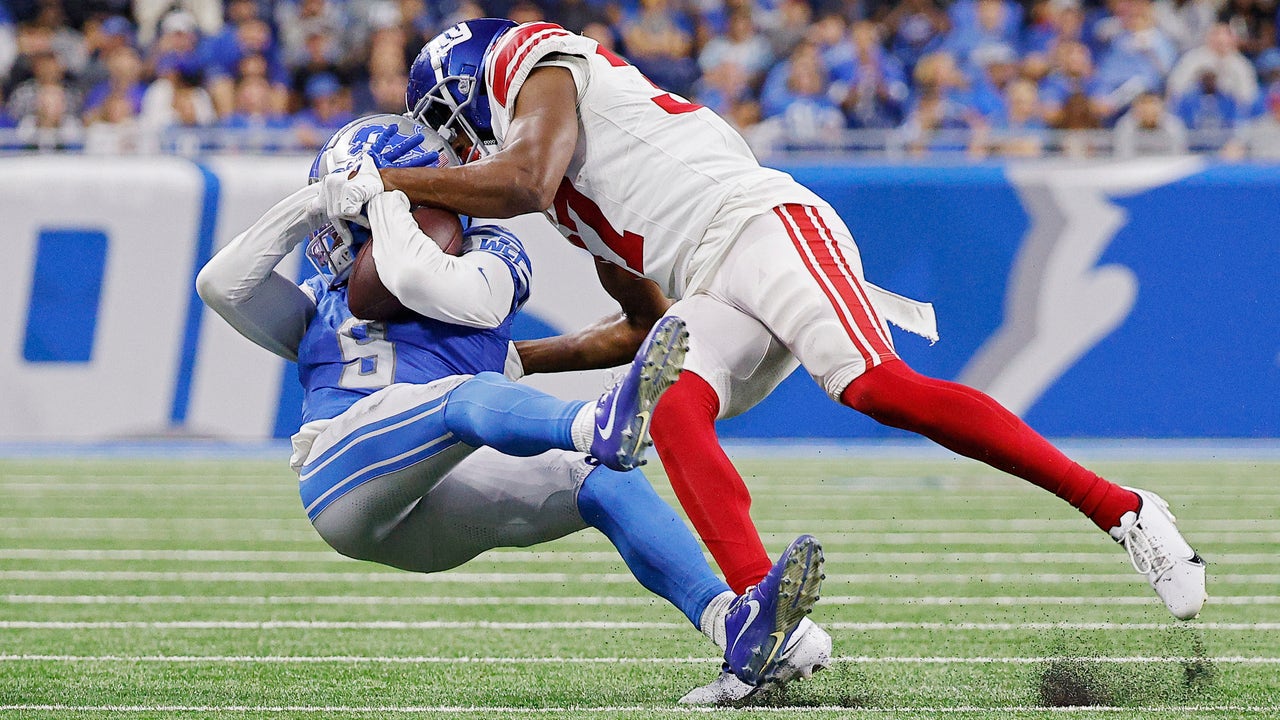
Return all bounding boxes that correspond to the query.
[943,0,1019,73]
[355,38,410,115]
[1040,40,1106,127]
[548,0,609,34]
[699,7,773,83]
[1166,23,1258,108]
[1153,0,1218,53]
[82,46,145,123]
[621,0,699,96]
[766,0,815,59]
[15,80,83,150]
[0,5,15,85]
[278,0,349,68]
[292,73,355,148]
[883,0,949,75]
[222,75,290,131]
[967,43,1020,118]
[1174,71,1241,149]
[134,0,221,48]
[581,19,621,50]
[1226,87,1280,158]
[1020,1,1086,81]
[140,54,216,131]
[1114,90,1188,155]
[148,11,202,74]
[760,40,827,118]
[290,29,347,113]
[1093,0,1177,116]
[755,40,846,148]
[692,60,752,116]
[78,15,135,94]
[202,16,282,116]
[83,90,144,154]
[901,51,977,153]
[988,77,1048,156]
[508,1,547,24]
[829,21,909,128]
[1216,0,1275,58]
[8,50,81,125]
[21,2,87,77]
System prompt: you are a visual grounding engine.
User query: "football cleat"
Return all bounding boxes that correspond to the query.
[589,315,688,471]
[723,534,825,687]
[1110,486,1207,620]
[678,618,832,706]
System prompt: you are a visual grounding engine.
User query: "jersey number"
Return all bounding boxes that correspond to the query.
[552,179,645,272]
[337,318,396,389]
[594,46,704,115]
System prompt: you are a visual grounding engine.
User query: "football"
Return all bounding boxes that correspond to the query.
[346,206,464,321]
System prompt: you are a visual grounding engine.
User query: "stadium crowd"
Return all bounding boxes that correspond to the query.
[3,0,1280,157]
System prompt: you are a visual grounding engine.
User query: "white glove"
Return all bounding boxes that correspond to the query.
[504,341,525,381]
[321,152,384,230]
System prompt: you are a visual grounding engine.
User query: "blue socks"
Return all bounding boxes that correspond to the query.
[444,372,587,456]
[577,466,731,627]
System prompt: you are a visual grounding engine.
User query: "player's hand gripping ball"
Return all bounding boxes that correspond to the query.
[346,206,465,322]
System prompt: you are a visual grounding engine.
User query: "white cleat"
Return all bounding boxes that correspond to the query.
[1110,486,1207,620]
[678,618,832,706]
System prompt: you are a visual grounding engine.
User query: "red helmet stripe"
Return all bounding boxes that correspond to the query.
[490,22,569,107]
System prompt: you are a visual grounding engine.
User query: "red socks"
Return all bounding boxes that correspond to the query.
[841,359,1139,531]
[649,360,1139,596]
[650,372,773,593]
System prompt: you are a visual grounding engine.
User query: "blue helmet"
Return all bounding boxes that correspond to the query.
[406,18,516,160]
[305,113,458,287]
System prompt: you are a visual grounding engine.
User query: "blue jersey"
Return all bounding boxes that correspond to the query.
[296,229,531,423]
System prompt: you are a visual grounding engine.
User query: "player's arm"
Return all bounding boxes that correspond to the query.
[366,190,521,329]
[516,259,672,374]
[196,185,321,362]
[379,66,579,217]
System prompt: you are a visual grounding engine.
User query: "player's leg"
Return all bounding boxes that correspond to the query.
[577,461,824,692]
[712,203,1205,618]
[298,381,478,567]
[647,297,834,702]
[650,295,798,594]
[442,316,688,471]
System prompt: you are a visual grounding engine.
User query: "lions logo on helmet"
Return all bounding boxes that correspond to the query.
[406,18,516,161]
[305,113,459,288]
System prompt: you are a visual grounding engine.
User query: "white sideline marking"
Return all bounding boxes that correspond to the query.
[4,654,1278,664]
[4,569,1274,584]
[9,593,1280,607]
[3,620,1279,631]
[0,705,1276,714]
[2,548,1277,566]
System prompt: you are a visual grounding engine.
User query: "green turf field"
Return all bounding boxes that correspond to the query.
[2,451,1278,719]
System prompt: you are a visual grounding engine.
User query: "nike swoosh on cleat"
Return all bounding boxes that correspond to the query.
[597,391,620,440]
[729,599,761,655]
[760,631,787,673]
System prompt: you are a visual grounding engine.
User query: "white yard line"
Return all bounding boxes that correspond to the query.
[2,620,1278,631]
[3,654,1278,664]
[2,548,1277,566]
[0,705,1275,714]
[3,569,1274,584]
[8,593,1280,606]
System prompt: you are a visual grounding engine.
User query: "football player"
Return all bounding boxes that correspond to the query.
[318,20,1207,703]
[197,114,825,699]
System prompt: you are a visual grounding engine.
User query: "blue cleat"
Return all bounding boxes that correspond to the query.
[723,534,825,687]
[590,315,689,471]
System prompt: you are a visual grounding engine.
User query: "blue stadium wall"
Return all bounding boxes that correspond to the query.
[1,156,1275,441]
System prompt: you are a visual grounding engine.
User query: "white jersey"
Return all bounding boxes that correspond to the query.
[484,22,824,298]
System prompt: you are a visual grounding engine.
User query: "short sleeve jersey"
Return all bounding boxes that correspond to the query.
[483,22,825,298]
